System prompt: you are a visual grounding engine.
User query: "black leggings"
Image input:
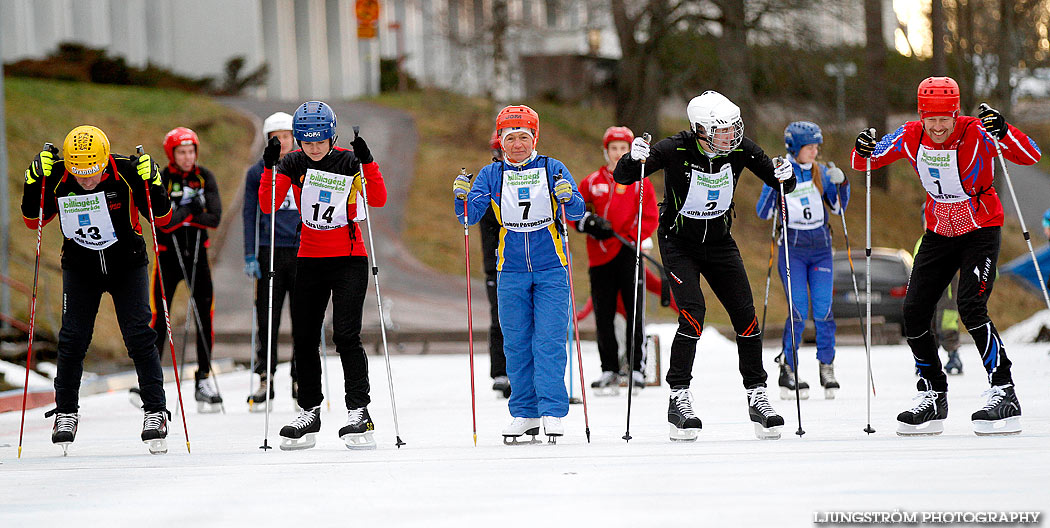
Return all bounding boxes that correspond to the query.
[589,246,643,373]
[659,234,766,389]
[485,274,506,378]
[254,245,298,379]
[150,244,214,375]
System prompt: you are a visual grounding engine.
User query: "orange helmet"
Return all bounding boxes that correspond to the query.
[917,77,960,117]
[163,127,200,164]
[602,126,634,149]
[495,105,539,143]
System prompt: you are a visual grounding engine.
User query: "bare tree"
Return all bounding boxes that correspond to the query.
[610,0,678,137]
[931,0,947,76]
[864,0,889,189]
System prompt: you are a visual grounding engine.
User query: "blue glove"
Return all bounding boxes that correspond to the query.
[244,255,262,279]
[554,177,573,204]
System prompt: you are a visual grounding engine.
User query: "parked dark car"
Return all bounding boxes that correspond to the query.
[831,247,912,329]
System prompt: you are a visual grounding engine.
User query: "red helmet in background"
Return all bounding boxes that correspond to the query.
[917,77,960,117]
[163,127,200,165]
[489,130,501,152]
[602,126,634,149]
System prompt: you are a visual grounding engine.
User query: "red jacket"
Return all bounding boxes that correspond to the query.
[578,166,658,267]
[850,116,1041,237]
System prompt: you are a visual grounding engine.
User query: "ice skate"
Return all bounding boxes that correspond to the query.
[971,384,1022,436]
[896,385,948,436]
[777,355,809,400]
[128,387,143,409]
[280,406,321,451]
[629,370,646,394]
[194,372,223,413]
[339,407,377,450]
[747,386,784,440]
[141,410,169,455]
[542,416,564,444]
[46,410,78,456]
[492,376,512,399]
[667,388,702,442]
[944,350,963,375]
[502,417,541,445]
[246,374,274,413]
[819,362,840,400]
[590,371,620,396]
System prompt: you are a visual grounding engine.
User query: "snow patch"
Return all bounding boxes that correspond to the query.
[1000,309,1050,344]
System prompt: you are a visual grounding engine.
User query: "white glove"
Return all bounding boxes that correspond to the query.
[630,136,650,161]
[826,162,845,184]
[773,157,793,182]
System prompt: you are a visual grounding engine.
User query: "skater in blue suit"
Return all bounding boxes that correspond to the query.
[453,105,585,443]
[756,121,850,400]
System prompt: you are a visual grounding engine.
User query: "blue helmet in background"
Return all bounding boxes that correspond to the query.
[293,101,337,143]
[1042,208,1050,230]
[784,121,823,157]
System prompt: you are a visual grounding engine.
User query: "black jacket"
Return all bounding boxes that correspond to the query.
[614,131,795,244]
[157,165,222,252]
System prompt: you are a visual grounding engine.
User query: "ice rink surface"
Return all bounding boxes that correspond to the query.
[2,324,1048,527]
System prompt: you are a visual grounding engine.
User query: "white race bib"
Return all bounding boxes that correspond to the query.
[500,167,554,232]
[917,146,967,203]
[680,163,734,219]
[785,179,825,230]
[299,169,364,230]
[279,185,297,211]
[57,191,118,250]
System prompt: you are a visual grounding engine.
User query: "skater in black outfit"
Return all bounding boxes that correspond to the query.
[614,91,796,441]
[482,132,510,398]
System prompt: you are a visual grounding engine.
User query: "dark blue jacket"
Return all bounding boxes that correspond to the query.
[243,159,301,254]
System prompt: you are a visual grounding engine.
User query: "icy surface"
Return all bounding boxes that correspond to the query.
[2,324,1047,527]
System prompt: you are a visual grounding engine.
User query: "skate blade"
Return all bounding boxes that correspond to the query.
[145,439,168,455]
[824,388,838,400]
[341,432,377,450]
[197,401,223,414]
[780,387,809,400]
[973,416,1021,436]
[503,427,541,445]
[591,387,620,397]
[896,419,945,436]
[56,442,72,456]
[247,400,272,413]
[279,433,317,451]
[753,423,781,440]
[668,424,700,442]
[546,434,563,444]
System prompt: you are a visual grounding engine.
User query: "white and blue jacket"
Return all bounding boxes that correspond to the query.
[756,157,850,249]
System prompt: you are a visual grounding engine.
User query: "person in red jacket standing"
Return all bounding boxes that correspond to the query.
[852,77,1041,436]
[577,126,658,393]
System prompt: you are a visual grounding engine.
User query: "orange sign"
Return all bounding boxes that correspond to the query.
[357,0,379,39]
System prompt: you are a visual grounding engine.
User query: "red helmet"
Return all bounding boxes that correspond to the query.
[495,105,539,142]
[163,127,200,163]
[489,130,501,151]
[917,77,960,117]
[602,126,634,149]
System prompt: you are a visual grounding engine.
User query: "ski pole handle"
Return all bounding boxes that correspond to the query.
[135,145,144,156]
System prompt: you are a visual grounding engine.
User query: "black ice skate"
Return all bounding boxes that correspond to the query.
[502,417,541,445]
[777,354,809,400]
[667,388,702,442]
[971,384,1022,436]
[246,373,274,413]
[280,406,321,451]
[819,362,840,399]
[746,386,784,440]
[194,372,223,414]
[45,409,78,456]
[141,410,170,455]
[896,384,948,436]
[492,376,512,399]
[944,350,963,375]
[542,416,564,444]
[590,371,620,396]
[339,407,376,450]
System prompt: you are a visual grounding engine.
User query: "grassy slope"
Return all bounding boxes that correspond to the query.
[4,77,256,359]
[374,89,1044,333]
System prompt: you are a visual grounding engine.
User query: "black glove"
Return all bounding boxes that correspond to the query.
[263,136,281,168]
[579,212,615,240]
[978,104,1007,140]
[781,173,797,194]
[351,130,373,165]
[854,128,877,158]
[188,193,206,215]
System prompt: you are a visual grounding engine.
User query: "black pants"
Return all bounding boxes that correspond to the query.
[589,246,644,373]
[485,274,507,378]
[151,242,214,375]
[292,256,370,410]
[659,234,766,389]
[904,227,1011,391]
[55,263,166,413]
[254,245,297,379]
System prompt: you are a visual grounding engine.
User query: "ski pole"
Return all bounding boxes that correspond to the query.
[248,211,259,407]
[458,169,478,446]
[980,103,1050,311]
[176,230,202,414]
[17,142,54,459]
[610,230,670,278]
[864,153,875,435]
[759,209,779,339]
[137,145,191,453]
[556,171,591,443]
[261,140,278,451]
[775,158,805,437]
[355,126,406,448]
[170,234,225,414]
[624,132,651,443]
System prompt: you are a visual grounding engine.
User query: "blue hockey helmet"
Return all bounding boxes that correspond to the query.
[784,121,823,157]
[292,101,337,143]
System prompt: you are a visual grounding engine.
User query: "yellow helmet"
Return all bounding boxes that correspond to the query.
[63,125,111,178]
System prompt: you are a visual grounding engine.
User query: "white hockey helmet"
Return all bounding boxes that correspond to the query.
[263,111,294,136]
[686,91,744,156]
